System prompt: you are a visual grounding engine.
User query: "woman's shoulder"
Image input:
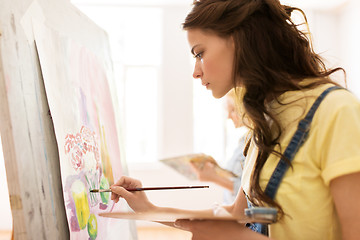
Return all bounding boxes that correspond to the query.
[316,84,360,113]
[273,83,360,129]
[291,82,360,112]
[323,86,359,106]
[313,84,360,128]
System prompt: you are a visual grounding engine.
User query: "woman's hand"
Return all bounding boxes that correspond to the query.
[110,176,156,212]
[173,190,269,240]
[174,219,267,240]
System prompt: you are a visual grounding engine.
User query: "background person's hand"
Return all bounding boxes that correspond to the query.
[110,176,155,212]
[190,161,218,182]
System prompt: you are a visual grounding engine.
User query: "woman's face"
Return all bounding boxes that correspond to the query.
[187,28,235,99]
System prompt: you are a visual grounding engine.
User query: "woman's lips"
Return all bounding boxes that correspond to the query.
[202,82,209,89]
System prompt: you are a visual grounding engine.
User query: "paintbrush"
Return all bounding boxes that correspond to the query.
[90,185,209,193]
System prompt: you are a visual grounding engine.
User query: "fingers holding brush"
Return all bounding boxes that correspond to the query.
[110,176,155,212]
[110,176,141,203]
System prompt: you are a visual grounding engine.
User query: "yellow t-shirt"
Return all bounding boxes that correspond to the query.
[241,83,360,239]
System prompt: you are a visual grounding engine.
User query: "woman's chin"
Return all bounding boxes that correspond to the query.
[212,91,228,99]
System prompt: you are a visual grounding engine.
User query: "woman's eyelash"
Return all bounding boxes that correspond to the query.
[194,52,203,59]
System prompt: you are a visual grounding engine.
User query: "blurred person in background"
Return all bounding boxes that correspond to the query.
[190,89,248,204]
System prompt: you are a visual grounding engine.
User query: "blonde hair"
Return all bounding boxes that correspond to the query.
[227,88,251,127]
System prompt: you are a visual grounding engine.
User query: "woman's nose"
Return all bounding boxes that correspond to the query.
[192,62,202,79]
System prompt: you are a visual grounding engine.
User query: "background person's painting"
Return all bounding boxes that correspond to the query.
[33,19,134,239]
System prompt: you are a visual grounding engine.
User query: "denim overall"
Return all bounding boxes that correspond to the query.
[246,86,343,236]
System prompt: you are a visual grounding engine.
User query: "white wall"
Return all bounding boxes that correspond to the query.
[127,5,224,227]
[338,0,360,96]
[285,0,360,96]
[158,6,194,159]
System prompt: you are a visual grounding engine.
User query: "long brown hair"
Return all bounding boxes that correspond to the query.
[183,0,345,216]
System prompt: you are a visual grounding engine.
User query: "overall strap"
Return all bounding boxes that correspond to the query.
[264,85,343,199]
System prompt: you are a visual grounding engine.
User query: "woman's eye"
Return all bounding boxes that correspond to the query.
[194,52,203,59]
